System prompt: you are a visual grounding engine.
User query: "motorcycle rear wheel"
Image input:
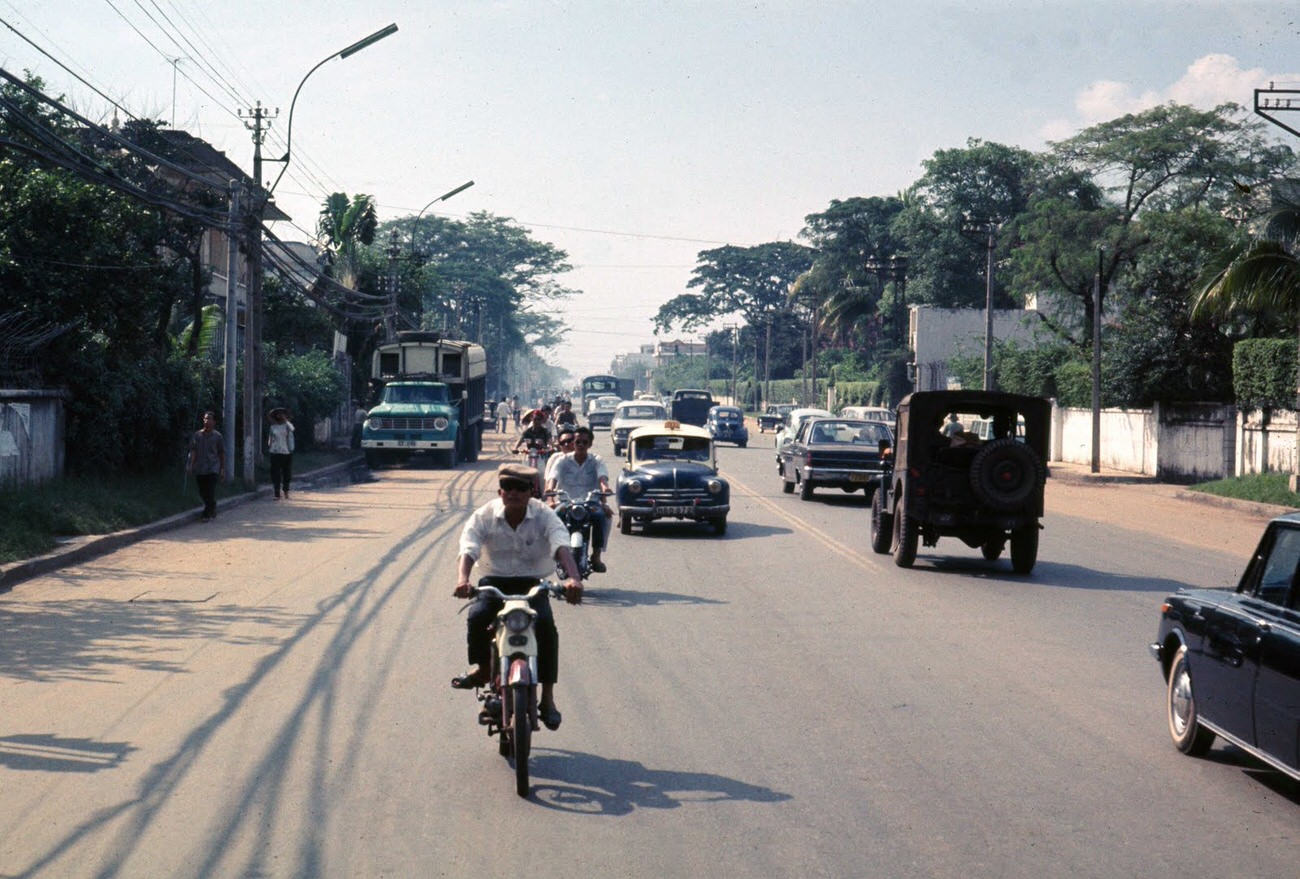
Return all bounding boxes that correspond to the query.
[513,687,531,797]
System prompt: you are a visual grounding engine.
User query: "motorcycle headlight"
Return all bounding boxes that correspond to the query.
[569,504,588,522]
[706,479,723,495]
[627,479,644,495]
[504,609,532,633]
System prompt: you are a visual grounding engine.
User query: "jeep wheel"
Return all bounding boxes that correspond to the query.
[1009,525,1038,574]
[981,540,1004,560]
[970,438,1044,511]
[892,497,918,568]
[869,489,892,554]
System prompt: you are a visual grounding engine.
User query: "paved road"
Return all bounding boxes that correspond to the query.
[0,429,1295,878]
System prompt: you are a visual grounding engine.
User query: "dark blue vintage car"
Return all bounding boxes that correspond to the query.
[1150,513,1300,781]
[706,405,749,447]
[779,417,892,501]
[616,421,730,536]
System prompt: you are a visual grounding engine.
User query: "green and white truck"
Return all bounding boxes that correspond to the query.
[361,331,487,468]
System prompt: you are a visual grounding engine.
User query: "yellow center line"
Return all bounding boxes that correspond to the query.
[725,472,884,573]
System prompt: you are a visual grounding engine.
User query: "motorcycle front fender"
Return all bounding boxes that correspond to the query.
[507,657,533,687]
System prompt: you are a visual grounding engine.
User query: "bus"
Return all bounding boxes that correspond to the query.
[580,374,634,415]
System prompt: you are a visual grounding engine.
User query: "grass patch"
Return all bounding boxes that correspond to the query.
[0,449,357,564]
[1187,472,1300,509]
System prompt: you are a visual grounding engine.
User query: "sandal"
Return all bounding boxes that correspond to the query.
[590,560,607,573]
[540,704,562,731]
[450,671,488,690]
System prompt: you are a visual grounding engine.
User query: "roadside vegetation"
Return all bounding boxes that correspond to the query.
[1187,472,1300,509]
[0,450,355,565]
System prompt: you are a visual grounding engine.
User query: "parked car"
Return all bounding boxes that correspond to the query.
[780,417,893,501]
[773,408,833,475]
[585,395,622,429]
[1149,514,1300,781]
[610,400,668,456]
[616,420,730,536]
[840,405,892,423]
[706,405,749,447]
[757,404,796,433]
[869,390,1049,574]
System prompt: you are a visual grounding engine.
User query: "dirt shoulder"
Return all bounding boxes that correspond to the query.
[1046,476,1289,562]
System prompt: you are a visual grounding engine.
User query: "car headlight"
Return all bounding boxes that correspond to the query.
[434,416,449,431]
[627,479,644,495]
[504,609,532,633]
[706,479,723,495]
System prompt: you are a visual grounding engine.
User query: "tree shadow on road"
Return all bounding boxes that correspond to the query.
[525,748,792,815]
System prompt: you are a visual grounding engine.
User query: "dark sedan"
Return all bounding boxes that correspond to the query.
[779,417,892,501]
[1150,513,1300,781]
[706,405,749,447]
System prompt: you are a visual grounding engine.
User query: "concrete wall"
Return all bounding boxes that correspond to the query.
[909,306,1051,392]
[0,390,69,488]
[1237,409,1299,476]
[1053,405,1159,475]
[1051,402,1236,483]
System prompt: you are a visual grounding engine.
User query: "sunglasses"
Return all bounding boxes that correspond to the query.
[558,437,575,445]
[499,480,533,493]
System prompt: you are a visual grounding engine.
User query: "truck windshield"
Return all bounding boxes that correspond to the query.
[384,385,448,405]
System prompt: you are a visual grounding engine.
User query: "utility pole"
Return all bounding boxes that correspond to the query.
[958,219,1000,391]
[241,101,278,486]
[223,183,241,481]
[1091,247,1104,474]
[384,228,402,341]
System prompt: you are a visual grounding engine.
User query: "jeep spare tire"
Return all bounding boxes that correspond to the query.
[969,438,1043,511]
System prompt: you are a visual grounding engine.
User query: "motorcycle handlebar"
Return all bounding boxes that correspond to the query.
[467,582,564,602]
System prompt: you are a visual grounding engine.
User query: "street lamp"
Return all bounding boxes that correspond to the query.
[409,180,475,259]
[267,23,399,195]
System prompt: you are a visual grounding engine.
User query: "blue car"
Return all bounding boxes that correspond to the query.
[706,405,749,448]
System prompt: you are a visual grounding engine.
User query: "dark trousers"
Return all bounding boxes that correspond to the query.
[196,473,218,518]
[269,453,292,495]
[466,576,558,684]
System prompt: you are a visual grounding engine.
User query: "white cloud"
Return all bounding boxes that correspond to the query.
[1041,54,1300,140]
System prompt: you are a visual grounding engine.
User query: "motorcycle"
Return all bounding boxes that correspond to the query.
[517,441,552,498]
[460,581,564,797]
[548,489,611,580]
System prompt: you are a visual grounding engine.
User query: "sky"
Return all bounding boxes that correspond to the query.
[4,1,1300,381]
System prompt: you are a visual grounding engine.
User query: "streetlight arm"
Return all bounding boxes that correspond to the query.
[410,180,475,256]
[267,23,399,195]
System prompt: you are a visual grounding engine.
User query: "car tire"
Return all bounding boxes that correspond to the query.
[970,438,1044,512]
[1009,525,1038,574]
[870,490,892,554]
[739,441,747,448]
[799,478,815,501]
[1167,644,1216,756]
[981,540,1004,560]
[712,517,727,536]
[619,513,632,535]
[892,496,918,568]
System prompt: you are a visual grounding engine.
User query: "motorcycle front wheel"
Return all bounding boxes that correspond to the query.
[513,687,531,797]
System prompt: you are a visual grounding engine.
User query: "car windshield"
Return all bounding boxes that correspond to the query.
[809,421,890,444]
[621,406,665,419]
[384,385,448,405]
[713,410,742,422]
[634,435,711,462]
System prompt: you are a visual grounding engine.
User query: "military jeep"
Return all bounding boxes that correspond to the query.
[870,391,1049,574]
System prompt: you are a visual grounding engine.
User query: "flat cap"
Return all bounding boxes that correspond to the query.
[497,462,538,483]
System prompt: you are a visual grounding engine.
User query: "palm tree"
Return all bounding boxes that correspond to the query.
[1194,180,1300,480]
[317,192,378,290]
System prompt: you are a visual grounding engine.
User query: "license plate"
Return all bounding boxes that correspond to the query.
[397,440,417,447]
[850,472,872,482]
[655,505,693,516]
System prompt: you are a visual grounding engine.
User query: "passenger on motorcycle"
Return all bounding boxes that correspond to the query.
[555,399,578,430]
[544,427,577,486]
[545,426,613,573]
[513,405,554,452]
[452,462,582,731]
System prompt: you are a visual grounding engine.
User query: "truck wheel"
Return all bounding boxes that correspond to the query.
[970,439,1044,512]
[892,497,917,568]
[364,450,381,469]
[436,449,455,468]
[869,490,893,554]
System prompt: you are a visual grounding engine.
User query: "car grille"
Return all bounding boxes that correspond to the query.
[370,417,447,431]
[643,486,710,501]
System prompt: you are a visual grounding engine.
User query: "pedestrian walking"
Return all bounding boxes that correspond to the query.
[495,398,513,433]
[512,396,522,427]
[188,411,225,520]
[267,407,295,499]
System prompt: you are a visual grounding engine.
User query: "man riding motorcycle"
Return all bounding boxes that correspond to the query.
[545,426,612,573]
[452,462,582,731]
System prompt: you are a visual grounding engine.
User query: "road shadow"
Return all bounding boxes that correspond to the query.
[525,748,792,814]
[0,734,135,773]
[1202,745,1300,804]
[579,587,726,608]
[899,556,1199,595]
[623,521,791,541]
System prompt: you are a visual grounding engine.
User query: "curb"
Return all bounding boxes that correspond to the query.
[0,457,364,594]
